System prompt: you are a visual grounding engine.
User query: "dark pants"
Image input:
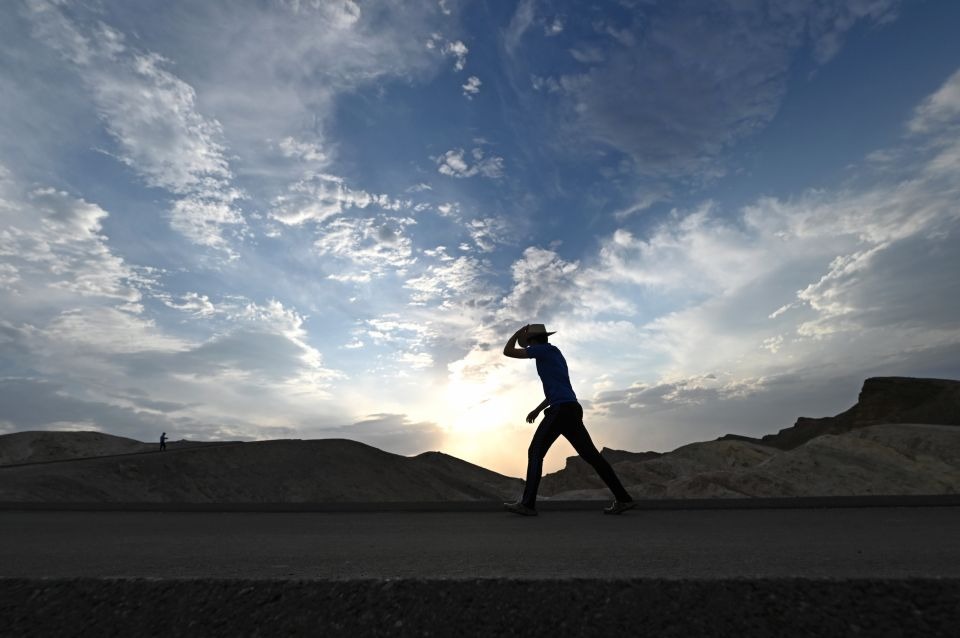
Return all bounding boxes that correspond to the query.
[521,402,631,508]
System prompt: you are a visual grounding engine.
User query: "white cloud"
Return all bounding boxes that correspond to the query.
[504,0,536,54]
[169,194,245,252]
[270,172,406,227]
[436,202,460,217]
[279,0,361,25]
[0,164,345,438]
[404,255,492,307]
[462,75,482,99]
[160,292,217,318]
[0,174,150,312]
[908,67,960,134]
[25,0,457,256]
[436,148,505,179]
[496,247,581,323]
[467,217,511,253]
[613,188,670,221]
[25,1,246,252]
[314,215,417,279]
[362,314,437,371]
[277,136,327,163]
[43,307,188,355]
[433,38,468,71]
[545,17,564,37]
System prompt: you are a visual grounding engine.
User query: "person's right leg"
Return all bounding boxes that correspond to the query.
[560,408,632,502]
[519,410,563,508]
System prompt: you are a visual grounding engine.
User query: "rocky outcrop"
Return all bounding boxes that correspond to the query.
[718,377,960,450]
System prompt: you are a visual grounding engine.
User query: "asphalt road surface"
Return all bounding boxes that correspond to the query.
[3,506,960,579]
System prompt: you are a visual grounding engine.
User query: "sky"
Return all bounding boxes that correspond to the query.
[2,0,960,477]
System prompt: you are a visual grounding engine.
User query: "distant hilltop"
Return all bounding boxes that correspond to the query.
[0,377,958,502]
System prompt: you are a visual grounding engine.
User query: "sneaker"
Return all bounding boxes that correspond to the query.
[603,500,637,515]
[503,501,538,516]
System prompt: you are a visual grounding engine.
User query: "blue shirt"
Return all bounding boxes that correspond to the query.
[525,343,578,406]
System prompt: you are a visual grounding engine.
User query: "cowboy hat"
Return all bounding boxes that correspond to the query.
[519,323,556,347]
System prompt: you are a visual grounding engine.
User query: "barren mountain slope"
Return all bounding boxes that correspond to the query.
[0,431,152,466]
[0,438,522,502]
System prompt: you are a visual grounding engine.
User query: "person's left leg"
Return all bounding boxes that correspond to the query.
[560,405,632,502]
[519,410,564,508]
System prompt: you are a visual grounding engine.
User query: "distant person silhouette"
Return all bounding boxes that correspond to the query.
[159,432,167,452]
[502,324,635,516]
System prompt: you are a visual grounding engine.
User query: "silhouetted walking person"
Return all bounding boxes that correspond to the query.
[502,324,635,516]
[159,432,167,452]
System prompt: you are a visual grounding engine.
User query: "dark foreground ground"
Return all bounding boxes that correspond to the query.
[2,506,960,635]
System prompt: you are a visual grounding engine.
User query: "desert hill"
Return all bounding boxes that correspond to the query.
[0,431,152,466]
[541,377,960,499]
[0,437,522,502]
[0,430,227,466]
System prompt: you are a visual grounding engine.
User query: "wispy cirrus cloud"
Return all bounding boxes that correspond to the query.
[270,172,408,226]
[0,167,152,318]
[25,0,246,252]
[315,215,418,281]
[0,161,344,439]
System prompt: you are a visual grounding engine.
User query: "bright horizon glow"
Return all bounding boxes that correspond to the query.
[2,1,960,478]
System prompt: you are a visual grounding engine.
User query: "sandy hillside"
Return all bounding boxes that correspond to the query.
[0,438,522,502]
[0,431,229,466]
[0,431,153,465]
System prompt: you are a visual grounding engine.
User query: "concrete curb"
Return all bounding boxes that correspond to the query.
[2,493,959,512]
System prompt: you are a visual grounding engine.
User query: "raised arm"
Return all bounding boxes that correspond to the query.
[502,325,530,359]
